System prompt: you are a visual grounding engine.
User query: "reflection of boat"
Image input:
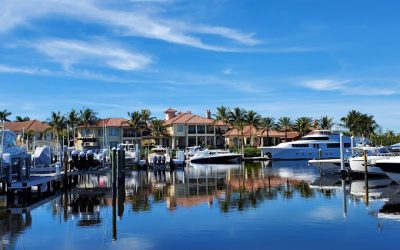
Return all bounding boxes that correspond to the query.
[377,184,400,220]
[348,146,391,175]
[190,150,241,164]
[266,160,319,182]
[259,130,364,160]
[350,178,393,199]
[375,157,400,184]
[309,175,343,190]
[308,158,349,174]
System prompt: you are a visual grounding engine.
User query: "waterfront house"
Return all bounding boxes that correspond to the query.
[163,108,227,149]
[224,125,300,148]
[4,120,52,151]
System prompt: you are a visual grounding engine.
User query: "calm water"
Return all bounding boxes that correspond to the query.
[1,161,400,250]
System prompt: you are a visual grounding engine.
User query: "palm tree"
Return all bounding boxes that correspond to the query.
[295,117,312,136]
[214,106,231,149]
[47,111,66,148]
[66,109,80,147]
[260,117,275,146]
[245,110,261,146]
[277,117,292,141]
[150,119,167,145]
[341,110,361,136]
[318,116,334,130]
[15,116,30,122]
[0,109,12,122]
[125,111,143,145]
[228,107,247,154]
[140,109,153,138]
[79,108,99,127]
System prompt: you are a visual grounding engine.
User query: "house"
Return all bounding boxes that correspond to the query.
[163,108,227,149]
[224,125,300,148]
[4,120,52,151]
[76,118,133,150]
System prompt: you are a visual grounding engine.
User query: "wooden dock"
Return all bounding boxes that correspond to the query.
[7,173,63,190]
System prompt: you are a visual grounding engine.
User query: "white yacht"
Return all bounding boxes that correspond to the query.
[148,146,170,166]
[348,146,392,175]
[375,156,400,184]
[259,130,364,160]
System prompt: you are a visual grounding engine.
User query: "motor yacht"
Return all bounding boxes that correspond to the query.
[348,146,392,175]
[148,146,170,167]
[259,130,365,160]
[190,150,241,164]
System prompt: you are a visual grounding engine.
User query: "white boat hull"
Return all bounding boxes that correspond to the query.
[260,147,340,160]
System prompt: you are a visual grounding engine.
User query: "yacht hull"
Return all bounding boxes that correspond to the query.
[375,160,400,184]
[259,147,340,160]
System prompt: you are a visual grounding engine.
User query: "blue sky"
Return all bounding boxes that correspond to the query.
[1,0,400,130]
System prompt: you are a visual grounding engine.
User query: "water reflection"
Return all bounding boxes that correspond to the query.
[1,161,400,249]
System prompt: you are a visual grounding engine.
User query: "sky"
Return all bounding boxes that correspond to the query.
[1,0,400,130]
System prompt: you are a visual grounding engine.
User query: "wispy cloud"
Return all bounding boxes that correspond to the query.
[302,79,347,91]
[31,39,152,71]
[0,0,260,52]
[300,78,400,96]
[0,64,50,74]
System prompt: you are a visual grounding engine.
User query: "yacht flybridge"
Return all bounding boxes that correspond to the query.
[259,130,365,160]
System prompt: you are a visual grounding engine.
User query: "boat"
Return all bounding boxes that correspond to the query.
[348,146,392,175]
[148,146,170,167]
[259,130,366,160]
[375,156,400,184]
[185,146,204,159]
[308,158,349,174]
[190,150,241,164]
[119,143,139,165]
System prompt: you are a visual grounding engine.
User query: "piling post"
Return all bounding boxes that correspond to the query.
[350,136,355,156]
[363,149,369,206]
[339,133,346,177]
[112,148,117,195]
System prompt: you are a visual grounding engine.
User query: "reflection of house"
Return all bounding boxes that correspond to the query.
[224,125,300,148]
[4,120,52,150]
[163,108,226,149]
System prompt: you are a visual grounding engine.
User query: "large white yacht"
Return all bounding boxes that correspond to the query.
[259,130,364,160]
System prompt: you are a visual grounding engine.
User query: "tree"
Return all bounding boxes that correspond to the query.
[0,109,12,122]
[66,109,80,147]
[47,111,66,148]
[245,110,261,146]
[79,108,98,127]
[260,117,276,146]
[277,117,292,141]
[228,107,247,154]
[318,116,334,130]
[214,106,231,149]
[295,117,312,136]
[15,116,30,122]
[125,111,143,145]
[340,110,362,136]
[341,110,378,137]
[150,119,167,145]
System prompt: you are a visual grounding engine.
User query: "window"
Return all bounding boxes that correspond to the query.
[207,125,214,134]
[123,128,136,137]
[82,129,90,137]
[292,144,309,148]
[177,124,184,132]
[109,128,120,136]
[188,136,196,146]
[188,125,196,134]
[98,128,103,136]
[327,143,351,148]
[344,143,351,148]
[197,125,205,134]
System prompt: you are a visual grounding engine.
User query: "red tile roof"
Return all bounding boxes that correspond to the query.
[4,120,50,132]
[164,112,224,125]
[90,118,129,127]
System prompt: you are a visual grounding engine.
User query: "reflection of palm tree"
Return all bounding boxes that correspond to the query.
[294,181,314,198]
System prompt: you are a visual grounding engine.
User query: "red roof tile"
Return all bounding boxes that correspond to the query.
[4,120,50,132]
